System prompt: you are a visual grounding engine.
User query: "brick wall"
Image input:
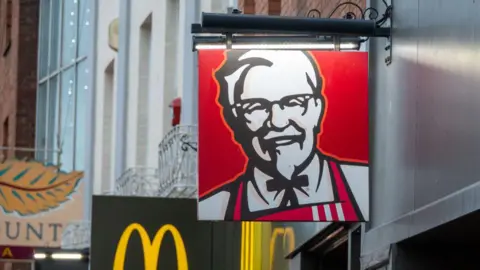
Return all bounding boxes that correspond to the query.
[0,0,39,161]
[239,0,365,18]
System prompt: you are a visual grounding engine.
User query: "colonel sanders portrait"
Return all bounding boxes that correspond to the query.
[198,50,369,221]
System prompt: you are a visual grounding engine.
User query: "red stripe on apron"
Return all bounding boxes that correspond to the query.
[234,182,244,220]
[317,205,327,221]
[329,161,358,221]
[329,204,339,221]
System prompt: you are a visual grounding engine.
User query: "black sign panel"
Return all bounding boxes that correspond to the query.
[90,196,213,270]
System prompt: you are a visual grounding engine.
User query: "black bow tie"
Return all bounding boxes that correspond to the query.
[265,175,309,207]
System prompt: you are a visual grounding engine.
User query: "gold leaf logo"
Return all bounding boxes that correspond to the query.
[0,160,83,216]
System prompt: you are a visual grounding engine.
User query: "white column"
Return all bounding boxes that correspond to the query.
[176,0,186,100]
[178,0,196,125]
[146,1,168,168]
[83,0,97,219]
[114,0,131,180]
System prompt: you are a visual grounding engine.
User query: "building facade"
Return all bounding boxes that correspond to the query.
[0,0,96,248]
[94,0,120,194]
[34,0,96,247]
[62,0,480,268]
[93,0,232,194]
[0,0,39,162]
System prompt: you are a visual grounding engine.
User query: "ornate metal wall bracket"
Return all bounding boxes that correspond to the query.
[180,134,198,152]
[382,0,393,66]
[2,40,11,57]
[306,0,393,65]
[305,0,391,23]
[197,3,392,63]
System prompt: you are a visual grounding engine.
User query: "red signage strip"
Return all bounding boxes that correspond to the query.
[0,246,34,260]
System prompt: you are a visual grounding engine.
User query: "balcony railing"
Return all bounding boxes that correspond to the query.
[115,167,161,196]
[110,125,198,198]
[61,220,91,250]
[158,124,197,198]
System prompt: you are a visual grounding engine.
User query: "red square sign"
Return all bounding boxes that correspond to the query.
[198,50,369,222]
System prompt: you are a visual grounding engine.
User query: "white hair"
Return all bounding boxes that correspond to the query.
[223,50,318,105]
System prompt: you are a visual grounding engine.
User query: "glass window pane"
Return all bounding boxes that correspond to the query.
[35,83,48,161]
[74,60,88,171]
[62,0,77,66]
[77,0,91,57]
[49,0,61,73]
[47,76,58,164]
[59,67,75,172]
[38,0,51,79]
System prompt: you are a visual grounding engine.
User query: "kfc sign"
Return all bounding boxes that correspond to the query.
[198,50,369,222]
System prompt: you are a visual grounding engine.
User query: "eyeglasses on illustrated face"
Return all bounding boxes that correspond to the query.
[233,94,315,115]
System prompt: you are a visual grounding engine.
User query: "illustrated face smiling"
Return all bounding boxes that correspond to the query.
[231,52,323,178]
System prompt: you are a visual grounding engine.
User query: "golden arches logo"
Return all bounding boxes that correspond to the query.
[269,227,295,270]
[113,223,188,270]
[240,222,295,270]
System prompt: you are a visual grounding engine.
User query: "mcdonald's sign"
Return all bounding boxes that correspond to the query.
[113,223,188,270]
[269,227,295,270]
[91,196,217,270]
[240,223,296,270]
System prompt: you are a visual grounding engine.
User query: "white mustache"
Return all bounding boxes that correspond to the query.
[264,126,302,140]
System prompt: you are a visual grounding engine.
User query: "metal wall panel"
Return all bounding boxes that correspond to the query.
[414,0,480,208]
[365,0,480,257]
[369,0,418,229]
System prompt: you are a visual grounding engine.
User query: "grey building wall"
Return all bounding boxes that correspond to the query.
[363,0,480,260]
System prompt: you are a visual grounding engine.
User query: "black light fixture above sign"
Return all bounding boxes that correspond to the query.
[200,13,389,37]
[192,0,393,64]
[192,34,363,51]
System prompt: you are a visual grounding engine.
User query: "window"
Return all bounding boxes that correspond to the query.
[35,0,92,170]
[136,15,152,166]
[102,60,115,193]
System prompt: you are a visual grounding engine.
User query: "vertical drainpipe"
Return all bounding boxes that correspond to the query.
[180,0,196,125]
[191,0,203,125]
[114,0,131,181]
[83,0,99,221]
